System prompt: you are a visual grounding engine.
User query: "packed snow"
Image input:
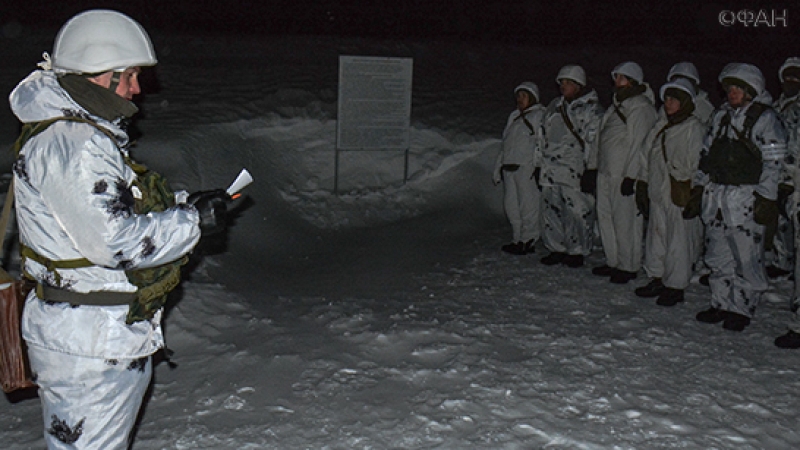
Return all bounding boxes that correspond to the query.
[2,26,800,449]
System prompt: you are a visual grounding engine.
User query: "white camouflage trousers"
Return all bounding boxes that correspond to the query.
[788,192,800,332]
[28,345,152,449]
[596,173,643,272]
[643,199,702,289]
[502,166,542,244]
[541,184,595,256]
[704,213,767,318]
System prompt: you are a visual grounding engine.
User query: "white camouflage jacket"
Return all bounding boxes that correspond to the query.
[541,89,604,188]
[9,70,201,359]
[592,86,658,180]
[693,93,787,225]
[775,93,800,188]
[494,104,546,170]
[640,115,705,205]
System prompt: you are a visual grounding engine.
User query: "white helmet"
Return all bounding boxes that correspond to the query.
[660,78,696,103]
[556,65,586,86]
[779,57,800,82]
[611,61,644,84]
[718,63,765,97]
[51,9,156,74]
[667,61,700,86]
[515,82,540,103]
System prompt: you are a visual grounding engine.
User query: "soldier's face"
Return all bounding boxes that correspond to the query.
[614,74,630,89]
[114,67,142,100]
[88,67,142,101]
[516,90,533,111]
[559,79,581,100]
[664,96,681,116]
[725,84,747,108]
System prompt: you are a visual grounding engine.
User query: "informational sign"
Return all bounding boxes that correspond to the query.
[337,56,413,150]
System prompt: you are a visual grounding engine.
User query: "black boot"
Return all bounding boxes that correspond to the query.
[655,288,684,307]
[722,312,751,332]
[540,252,565,265]
[562,254,584,268]
[610,269,637,284]
[775,330,800,349]
[634,278,664,298]
[501,242,524,255]
[696,307,728,324]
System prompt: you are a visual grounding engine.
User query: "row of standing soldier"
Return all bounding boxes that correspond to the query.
[493,58,800,348]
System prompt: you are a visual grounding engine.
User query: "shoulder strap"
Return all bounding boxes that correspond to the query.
[0,180,14,245]
[559,102,585,149]
[612,103,627,124]
[13,116,118,157]
[514,110,536,135]
[11,116,116,284]
[742,102,769,139]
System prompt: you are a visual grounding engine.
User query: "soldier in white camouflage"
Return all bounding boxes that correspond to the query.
[688,63,787,332]
[539,65,605,268]
[774,57,800,348]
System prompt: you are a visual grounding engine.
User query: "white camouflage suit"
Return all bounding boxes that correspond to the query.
[771,90,800,275]
[777,90,800,331]
[694,90,787,319]
[593,86,658,273]
[640,114,705,290]
[541,89,604,256]
[9,69,201,448]
[493,99,546,246]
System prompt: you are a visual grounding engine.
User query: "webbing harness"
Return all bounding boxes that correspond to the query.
[12,116,187,322]
[699,103,769,186]
[559,102,586,150]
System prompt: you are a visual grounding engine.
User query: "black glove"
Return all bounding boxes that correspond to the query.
[620,177,636,196]
[635,180,649,219]
[778,183,793,219]
[188,189,229,236]
[754,192,779,250]
[532,167,541,189]
[754,192,779,226]
[580,169,597,195]
[682,186,704,219]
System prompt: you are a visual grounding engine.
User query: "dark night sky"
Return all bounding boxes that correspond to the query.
[2,0,799,92]
[1,0,798,44]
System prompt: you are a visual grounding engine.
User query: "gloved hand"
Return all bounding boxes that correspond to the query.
[620,177,636,196]
[532,167,541,189]
[755,192,779,250]
[754,192,779,226]
[682,185,704,219]
[188,189,229,235]
[635,180,649,219]
[777,183,793,219]
[580,169,597,195]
